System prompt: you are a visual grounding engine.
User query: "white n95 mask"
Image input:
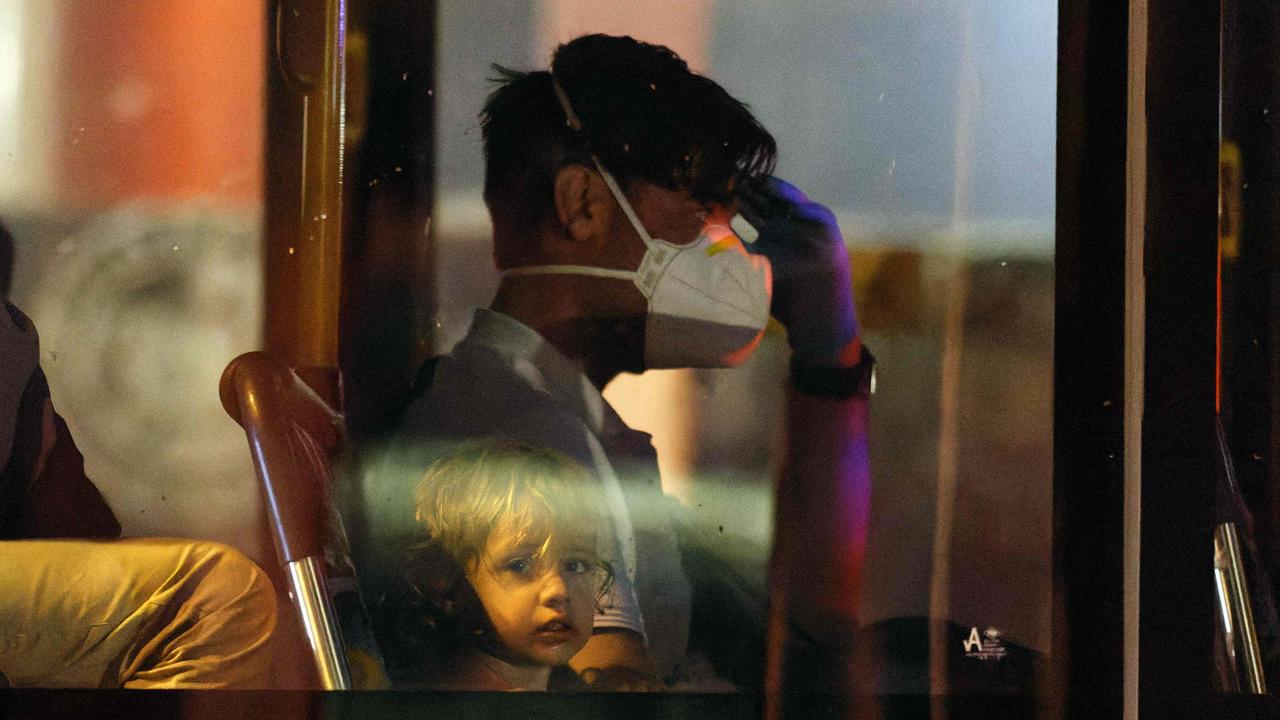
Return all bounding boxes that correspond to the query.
[503,79,773,369]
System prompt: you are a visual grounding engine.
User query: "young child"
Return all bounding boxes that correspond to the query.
[405,438,613,691]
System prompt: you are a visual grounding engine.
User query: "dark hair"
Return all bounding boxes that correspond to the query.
[391,539,491,659]
[480,34,776,266]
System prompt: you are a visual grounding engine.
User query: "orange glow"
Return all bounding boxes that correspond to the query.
[836,335,864,368]
[602,370,700,502]
[722,328,765,367]
[535,1,716,72]
[704,235,737,257]
[56,1,265,208]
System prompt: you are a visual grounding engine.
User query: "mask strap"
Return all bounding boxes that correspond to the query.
[504,264,637,281]
[550,76,583,131]
[550,76,656,246]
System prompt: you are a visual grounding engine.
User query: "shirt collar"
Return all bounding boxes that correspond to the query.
[461,309,631,437]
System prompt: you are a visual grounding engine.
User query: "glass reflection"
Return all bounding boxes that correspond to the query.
[0,0,1059,707]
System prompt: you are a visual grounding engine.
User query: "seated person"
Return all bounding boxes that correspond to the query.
[365,34,867,691]
[0,220,278,688]
[400,438,613,691]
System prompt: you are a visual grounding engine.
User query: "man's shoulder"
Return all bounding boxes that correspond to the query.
[400,348,586,439]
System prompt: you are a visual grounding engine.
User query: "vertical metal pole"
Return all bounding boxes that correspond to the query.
[261,0,349,688]
[1213,522,1267,693]
[1211,544,1241,692]
[286,556,354,690]
[1211,419,1268,695]
[264,0,347,384]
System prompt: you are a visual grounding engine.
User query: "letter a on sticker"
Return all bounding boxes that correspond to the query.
[963,627,982,652]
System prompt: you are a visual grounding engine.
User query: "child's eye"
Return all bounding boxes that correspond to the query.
[505,558,533,574]
[563,558,590,575]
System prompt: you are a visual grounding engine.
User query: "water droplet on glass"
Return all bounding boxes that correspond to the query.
[172,245,179,251]
[1000,260,1007,267]
[288,247,295,255]
[394,166,403,172]
[319,212,328,219]
[402,72,409,80]
[427,89,434,96]
[876,93,885,103]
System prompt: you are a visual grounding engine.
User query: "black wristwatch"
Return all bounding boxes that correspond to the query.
[789,345,876,399]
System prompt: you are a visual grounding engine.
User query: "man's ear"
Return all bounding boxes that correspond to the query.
[553,164,609,243]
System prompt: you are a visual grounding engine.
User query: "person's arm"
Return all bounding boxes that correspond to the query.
[738,178,872,644]
[568,628,658,691]
[17,376,122,539]
[0,301,120,539]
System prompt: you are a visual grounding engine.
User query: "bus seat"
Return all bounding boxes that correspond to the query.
[219,351,358,689]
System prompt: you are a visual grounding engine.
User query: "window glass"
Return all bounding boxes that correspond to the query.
[0,1,267,559]
[0,0,1057,698]
[433,0,1056,692]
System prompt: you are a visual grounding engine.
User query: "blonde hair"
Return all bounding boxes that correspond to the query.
[413,438,611,583]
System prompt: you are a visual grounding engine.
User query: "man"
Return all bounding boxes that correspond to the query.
[0,221,278,688]
[383,34,871,690]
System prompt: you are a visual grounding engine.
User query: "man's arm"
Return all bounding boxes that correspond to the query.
[738,178,871,643]
[774,368,870,642]
[568,628,658,691]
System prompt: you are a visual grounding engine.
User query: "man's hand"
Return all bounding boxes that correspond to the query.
[568,628,661,691]
[576,665,661,692]
[736,177,861,368]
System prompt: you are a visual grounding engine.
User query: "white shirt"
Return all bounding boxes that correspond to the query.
[397,309,691,673]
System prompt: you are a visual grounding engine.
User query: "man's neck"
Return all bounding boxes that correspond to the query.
[490,276,643,390]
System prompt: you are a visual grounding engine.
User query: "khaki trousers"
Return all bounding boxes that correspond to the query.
[0,538,276,688]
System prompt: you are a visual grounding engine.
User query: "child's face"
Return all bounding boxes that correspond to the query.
[467,515,601,668]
